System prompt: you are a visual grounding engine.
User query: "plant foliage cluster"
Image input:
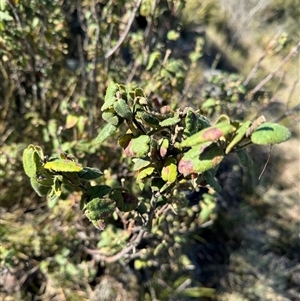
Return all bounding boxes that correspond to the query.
[1,0,298,300]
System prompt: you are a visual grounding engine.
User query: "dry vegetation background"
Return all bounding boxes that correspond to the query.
[0,0,299,300]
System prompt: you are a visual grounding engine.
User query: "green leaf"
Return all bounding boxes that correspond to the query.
[109,189,124,209]
[180,122,234,148]
[47,188,60,208]
[161,157,178,184]
[65,114,78,129]
[184,111,210,135]
[78,167,103,180]
[197,115,211,130]
[84,198,114,219]
[135,111,160,128]
[48,119,58,137]
[189,51,202,63]
[37,171,54,187]
[0,0,7,10]
[33,145,45,160]
[22,145,38,178]
[173,276,190,290]
[44,159,83,172]
[119,192,138,212]
[201,98,216,109]
[237,149,253,167]
[159,115,181,127]
[159,138,169,158]
[113,98,133,120]
[146,51,161,71]
[167,30,180,41]
[132,158,151,171]
[214,114,231,124]
[102,111,120,126]
[225,121,251,154]
[124,135,150,157]
[86,185,111,199]
[161,69,172,80]
[83,198,115,229]
[118,133,134,148]
[134,88,145,97]
[77,116,87,134]
[53,176,62,197]
[137,202,148,214]
[165,60,184,74]
[30,178,50,197]
[178,143,224,176]
[251,122,291,145]
[32,17,39,28]
[151,178,166,192]
[0,11,13,21]
[203,170,221,192]
[184,109,198,136]
[94,123,117,144]
[101,81,118,111]
[199,194,216,222]
[137,166,155,182]
[153,242,166,256]
[65,263,78,276]
[55,254,67,265]
[134,259,147,270]
[61,172,80,187]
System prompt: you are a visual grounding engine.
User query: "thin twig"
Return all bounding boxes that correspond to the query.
[147,194,159,232]
[105,0,142,59]
[6,0,38,104]
[273,79,300,122]
[77,33,87,96]
[248,40,300,98]
[274,103,300,123]
[162,49,172,66]
[286,79,298,107]
[126,60,140,84]
[142,0,158,65]
[244,33,283,86]
[84,228,145,263]
[258,145,272,180]
[89,5,101,136]
[243,55,265,86]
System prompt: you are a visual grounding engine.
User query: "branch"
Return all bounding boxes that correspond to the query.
[243,33,283,86]
[274,103,300,123]
[105,0,142,59]
[90,11,101,136]
[243,55,265,86]
[142,0,158,65]
[84,228,145,263]
[6,0,38,103]
[248,41,300,98]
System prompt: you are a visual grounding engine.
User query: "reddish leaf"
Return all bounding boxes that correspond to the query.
[180,122,234,148]
[124,135,150,157]
[178,143,224,176]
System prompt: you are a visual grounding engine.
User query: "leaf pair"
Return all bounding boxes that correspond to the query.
[23,145,51,197]
[95,82,135,144]
[23,145,103,200]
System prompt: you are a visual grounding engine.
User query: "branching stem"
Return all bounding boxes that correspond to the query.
[248,41,300,98]
[105,0,142,59]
